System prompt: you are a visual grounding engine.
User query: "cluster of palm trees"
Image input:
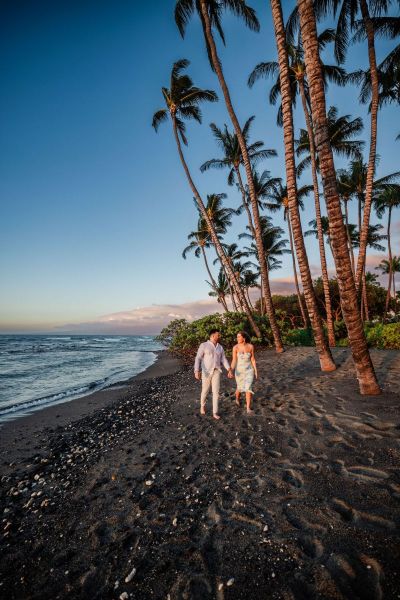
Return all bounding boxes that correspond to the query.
[152,0,399,396]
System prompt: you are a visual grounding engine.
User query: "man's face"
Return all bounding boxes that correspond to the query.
[210,332,220,344]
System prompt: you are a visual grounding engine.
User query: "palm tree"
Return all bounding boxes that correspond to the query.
[296,0,380,394]
[241,217,290,313]
[195,193,243,311]
[152,59,261,337]
[374,185,400,314]
[269,0,336,372]
[207,269,230,311]
[295,107,364,177]
[321,0,386,291]
[175,0,284,352]
[200,118,276,240]
[240,269,260,309]
[248,30,347,127]
[353,223,387,319]
[376,257,400,311]
[336,160,400,314]
[248,29,346,348]
[337,169,358,275]
[241,216,290,269]
[266,181,311,328]
[182,221,218,292]
[213,242,250,311]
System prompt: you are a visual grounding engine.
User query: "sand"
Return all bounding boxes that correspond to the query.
[1,347,399,599]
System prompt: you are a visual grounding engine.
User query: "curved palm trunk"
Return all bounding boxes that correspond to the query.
[171,116,261,337]
[298,79,335,346]
[343,199,356,276]
[199,0,283,353]
[385,207,393,317]
[287,213,309,327]
[355,0,379,290]
[200,244,218,291]
[296,0,380,394]
[201,244,228,312]
[270,0,335,371]
[246,288,254,310]
[362,266,369,321]
[235,166,257,238]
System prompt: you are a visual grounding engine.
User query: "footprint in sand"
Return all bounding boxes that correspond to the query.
[326,553,383,600]
[331,498,396,530]
[299,534,324,559]
[283,469,304,488]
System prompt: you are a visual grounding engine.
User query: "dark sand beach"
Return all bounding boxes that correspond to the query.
[1,347,400,599]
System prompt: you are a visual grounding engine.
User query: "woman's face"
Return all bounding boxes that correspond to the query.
[237,333,245,344]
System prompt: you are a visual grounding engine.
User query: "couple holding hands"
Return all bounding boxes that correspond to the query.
[194,328,258,420]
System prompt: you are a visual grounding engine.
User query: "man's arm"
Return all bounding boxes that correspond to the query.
[194,343,204,375]
[221,347,231,372]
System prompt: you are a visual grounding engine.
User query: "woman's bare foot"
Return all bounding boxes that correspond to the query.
[213,414,221,420]
[246,409,254,415]
[235,398,240,407]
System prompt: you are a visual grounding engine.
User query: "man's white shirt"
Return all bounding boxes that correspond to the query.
[194,341,230,377]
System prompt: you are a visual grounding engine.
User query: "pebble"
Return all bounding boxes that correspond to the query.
[125,567,136,583]
[227,578,235,586]
[145,480,153,486]
[119,593,129,600]
[172,517,178,527]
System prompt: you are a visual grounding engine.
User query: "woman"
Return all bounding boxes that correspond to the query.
[231,331,257,414]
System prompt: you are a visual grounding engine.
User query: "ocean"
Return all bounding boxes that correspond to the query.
[0,335,163,423]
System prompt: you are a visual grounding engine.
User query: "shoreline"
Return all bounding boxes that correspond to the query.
[0,349,182,469]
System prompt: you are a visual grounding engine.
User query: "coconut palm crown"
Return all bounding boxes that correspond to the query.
[152,58,217,145]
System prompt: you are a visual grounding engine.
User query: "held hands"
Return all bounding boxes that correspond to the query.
[227,368,234,379]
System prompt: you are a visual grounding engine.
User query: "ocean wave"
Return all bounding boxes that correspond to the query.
[0,378,109,419]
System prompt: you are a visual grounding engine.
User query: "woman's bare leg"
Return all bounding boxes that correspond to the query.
[235,390,241,406]
[246,392,254,413]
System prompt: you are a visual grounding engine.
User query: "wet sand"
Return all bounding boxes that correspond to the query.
[1,347,400,599]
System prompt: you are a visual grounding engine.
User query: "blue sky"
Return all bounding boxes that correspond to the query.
[1,0,399,333]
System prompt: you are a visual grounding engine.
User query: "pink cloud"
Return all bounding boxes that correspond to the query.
[55,299,225,335]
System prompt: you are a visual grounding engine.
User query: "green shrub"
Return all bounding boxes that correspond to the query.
[282,328,314,346]
[156,312,273,362]
[364,322,400,349]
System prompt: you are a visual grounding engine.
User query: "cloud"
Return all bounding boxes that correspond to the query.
[55,298,224,335]
[52,276,301,335]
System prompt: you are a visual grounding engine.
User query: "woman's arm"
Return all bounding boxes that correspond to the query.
[250,345,258,378]
[231,345,238,371]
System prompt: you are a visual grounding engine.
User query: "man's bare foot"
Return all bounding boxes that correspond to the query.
[200,409,206,416]
[213,414,221,420]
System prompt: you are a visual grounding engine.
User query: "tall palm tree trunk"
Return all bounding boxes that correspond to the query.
[235,166,256,238]
[200,244,218,291]
[296,0,380,394]
[362,265,369,321]
[298,78,335,346]
[199,0,283,353]
[201,244,228,311]
[355,0,379,290]
[246,288,254,310]
[287,212,309,327]
[171,116,261,337]
[385,207,393,316]
[343,199,356,275]
[270,0,336,371]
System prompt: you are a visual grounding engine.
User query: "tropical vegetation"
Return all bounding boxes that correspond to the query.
[153,0,400,396]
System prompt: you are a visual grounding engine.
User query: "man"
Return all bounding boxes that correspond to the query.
[194,328,233,420]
